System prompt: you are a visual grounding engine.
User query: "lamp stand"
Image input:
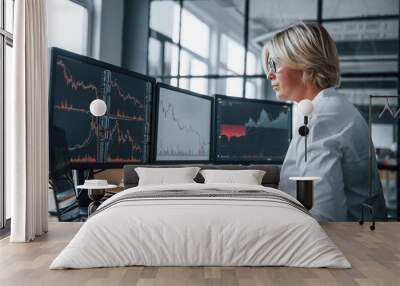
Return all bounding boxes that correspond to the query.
[298,116,309,162]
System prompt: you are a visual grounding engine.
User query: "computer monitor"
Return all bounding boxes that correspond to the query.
[214,94,292,164]
[49,47,154,169]
[153,83,213,163]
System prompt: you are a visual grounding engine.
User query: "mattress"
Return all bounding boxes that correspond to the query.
[50,183,351,269]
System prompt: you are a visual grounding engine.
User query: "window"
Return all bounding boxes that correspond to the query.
[245,80,256,99]
[46,0,91,55]
[323,0,399,18]
[181,52,208,76]
[246,51,257,74]
[150,0,180,43]
[179,50,191,76]
[1,0,14,229]
[220,34,245,75]
[5,0,13,33]
[148,37,162,76]
[165,42,179,76]
[181,9,210,58]
[149,0,247,96]
[226,78,243,97]
[189,58,208,94]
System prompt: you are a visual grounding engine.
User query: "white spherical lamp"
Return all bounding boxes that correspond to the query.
[89,99,107,117]
[298,99,314,116]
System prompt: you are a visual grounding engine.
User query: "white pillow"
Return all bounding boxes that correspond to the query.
[135,167,200,186]
[200,169,266,185]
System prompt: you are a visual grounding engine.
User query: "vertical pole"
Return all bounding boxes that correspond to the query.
[369,95,372,199]
[315,0,321,165]
[0,0,4,229]
[305,133,307,162]
[146,0,152,76]
[317,0,322,24]
[242,0,249,98]
[177,0,183,87]
[397,4,400,219]
[304,116,308,162]
[160,41,165,78]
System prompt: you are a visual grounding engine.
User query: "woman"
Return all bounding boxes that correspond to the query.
[262,22,387,221]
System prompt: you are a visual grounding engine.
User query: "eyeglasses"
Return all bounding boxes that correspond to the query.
[267,57,279,74]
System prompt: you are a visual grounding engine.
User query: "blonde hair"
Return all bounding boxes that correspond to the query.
[262,21,340,89]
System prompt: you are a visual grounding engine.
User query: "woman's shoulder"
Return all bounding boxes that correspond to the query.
[311,89,368,138]
[314,89,363,121]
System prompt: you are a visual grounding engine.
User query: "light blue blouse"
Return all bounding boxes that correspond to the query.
[279,88,387,221]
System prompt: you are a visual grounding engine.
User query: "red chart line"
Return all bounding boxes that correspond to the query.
[110,80,144,108]
[57,59,100,99]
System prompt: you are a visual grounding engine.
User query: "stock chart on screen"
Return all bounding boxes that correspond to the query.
[50,48,152,167]
[155,84,212,162]
[215,95,292,163]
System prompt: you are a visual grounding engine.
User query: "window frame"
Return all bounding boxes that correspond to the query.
[1,0,13,230]
[47,0,93,56]
[72,0,94,56]
[148,0,249,97]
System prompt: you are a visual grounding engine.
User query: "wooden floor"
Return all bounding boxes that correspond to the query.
[0,222,399,286]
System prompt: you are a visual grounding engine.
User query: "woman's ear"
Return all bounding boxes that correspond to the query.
[301,70,314,86]
[301,70,308,84]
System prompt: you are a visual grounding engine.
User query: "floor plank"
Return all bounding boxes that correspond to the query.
[0,222,399,286]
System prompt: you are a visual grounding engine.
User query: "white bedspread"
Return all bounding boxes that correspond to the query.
[50,183,351,269]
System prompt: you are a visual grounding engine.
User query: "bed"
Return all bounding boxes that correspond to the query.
[50,164,351,269]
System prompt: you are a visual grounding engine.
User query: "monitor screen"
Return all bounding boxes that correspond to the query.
[154,84,212,162]
[49,48,153,168]
[214,95,292,163]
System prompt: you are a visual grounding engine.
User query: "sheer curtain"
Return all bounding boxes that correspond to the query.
[7,0,48,242]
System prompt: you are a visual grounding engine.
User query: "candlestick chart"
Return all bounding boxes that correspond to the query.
[156,87,211,161]
[215,97,291,162]
[51,54,152,166]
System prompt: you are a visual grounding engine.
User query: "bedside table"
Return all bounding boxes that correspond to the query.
[76,184,117,215]
[289,177,320,210]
